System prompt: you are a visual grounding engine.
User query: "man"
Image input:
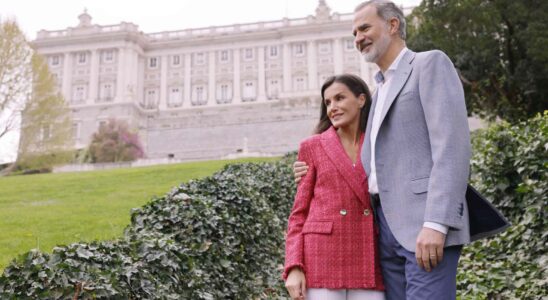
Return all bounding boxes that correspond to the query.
[293,1,472,299]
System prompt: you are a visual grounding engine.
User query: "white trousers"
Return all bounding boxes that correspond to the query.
[307,288,385,300]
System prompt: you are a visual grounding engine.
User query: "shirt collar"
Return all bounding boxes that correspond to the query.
[374,47,409,84]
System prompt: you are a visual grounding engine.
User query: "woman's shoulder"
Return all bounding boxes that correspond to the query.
[299,134,322,150]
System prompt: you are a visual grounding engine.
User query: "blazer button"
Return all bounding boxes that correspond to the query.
[363,209,370,216]
[340,209,347,216]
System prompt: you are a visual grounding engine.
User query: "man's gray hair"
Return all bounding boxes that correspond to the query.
[355,0,407,40]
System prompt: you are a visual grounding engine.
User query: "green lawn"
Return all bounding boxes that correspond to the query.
[0,157,278,270]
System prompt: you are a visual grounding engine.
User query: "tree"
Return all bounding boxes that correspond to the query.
[407,0,548,123]
[88,119,144,163]
[15,54,73,172]
[0,20,32,142]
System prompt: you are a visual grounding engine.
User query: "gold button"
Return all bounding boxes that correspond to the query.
[363,209,370,216]
[340,209,347,216]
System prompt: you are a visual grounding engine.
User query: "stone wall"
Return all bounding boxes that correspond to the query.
[146,97,322,159]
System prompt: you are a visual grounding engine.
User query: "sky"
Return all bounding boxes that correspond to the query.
[0,0,421,163]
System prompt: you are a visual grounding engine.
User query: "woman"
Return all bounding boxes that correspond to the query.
[283,74,384,300]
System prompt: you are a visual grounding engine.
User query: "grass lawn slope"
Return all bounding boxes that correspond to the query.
[0,157,277,270]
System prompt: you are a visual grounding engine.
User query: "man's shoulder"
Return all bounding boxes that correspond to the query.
[414,49,453,65]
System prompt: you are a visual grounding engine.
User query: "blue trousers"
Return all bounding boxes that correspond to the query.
[375,203,462,300]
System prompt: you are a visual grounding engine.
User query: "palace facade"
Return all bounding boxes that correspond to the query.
[32,1,412,160]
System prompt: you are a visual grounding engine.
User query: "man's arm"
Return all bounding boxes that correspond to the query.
[415,50,471,272]
[418,50,471,228]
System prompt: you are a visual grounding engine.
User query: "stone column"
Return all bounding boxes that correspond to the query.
[360,58,374,88]
[159,55,168,110]
[333,38,343,74]
[307,40,318,90]
[89,49,99,104]
[123,48,138,103]
[184,53,192,107]
[116,48,126,102]
[208,51,216,106]
[257,46,266,101]
[232,49,241,104]
[137,55,145,107]
[282,43,292,92]
[62,52,72,103]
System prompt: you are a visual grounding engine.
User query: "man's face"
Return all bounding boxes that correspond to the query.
[352,5,392,64]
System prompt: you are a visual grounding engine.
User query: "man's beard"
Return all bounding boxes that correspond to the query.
[361,31,391,63]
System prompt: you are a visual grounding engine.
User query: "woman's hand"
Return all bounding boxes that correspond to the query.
[293,161,309,183]
[285,267,306,299]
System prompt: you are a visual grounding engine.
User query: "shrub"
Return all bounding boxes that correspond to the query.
[0,155,296,299]
[88,119,144,163]
[457,112,547,299]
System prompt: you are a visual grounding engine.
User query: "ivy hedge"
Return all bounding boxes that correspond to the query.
[0,157,296,299]
[457,112,547,299]
[0,113,546,299]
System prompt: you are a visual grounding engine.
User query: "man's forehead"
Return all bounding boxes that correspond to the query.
[353,5,378,24]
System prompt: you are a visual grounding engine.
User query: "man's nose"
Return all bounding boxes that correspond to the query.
[354,32,364,49]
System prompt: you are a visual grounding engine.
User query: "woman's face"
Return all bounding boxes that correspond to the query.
[323,82,365,130]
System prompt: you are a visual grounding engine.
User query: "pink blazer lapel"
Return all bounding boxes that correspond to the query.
[320,127,368,207]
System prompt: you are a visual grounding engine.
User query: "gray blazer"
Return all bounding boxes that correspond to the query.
[361,49,472,252]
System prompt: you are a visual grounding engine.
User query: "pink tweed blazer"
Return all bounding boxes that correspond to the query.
[283,126,384,290]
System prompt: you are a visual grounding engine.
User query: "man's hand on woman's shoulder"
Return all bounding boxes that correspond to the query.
[293,161,309,183]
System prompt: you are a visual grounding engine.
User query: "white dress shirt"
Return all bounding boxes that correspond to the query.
[368,47,448,235]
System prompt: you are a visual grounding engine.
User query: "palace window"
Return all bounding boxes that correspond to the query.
[244,48,254,61]
[294,77,306,91]
[72,85,87,103]
[192,85,207,106]
[145,88,158,109]
[77,52,87,64]
[103,50,114,63]
[40,124,53,142]
[100,83,114,101]
[220,50,229,62]
[267,79,280,99]
[149,57,158,68]
[217,83,232,104]
[168,87,183,107]
[194,53,205,65]
[72,122,81,140]
[319,41,331,54]
[242,81,256,101]
[345,39,355,51]
[269,46,278,58]
[50,55,60,66]
[294,43,305,56]
[172,55,181,66]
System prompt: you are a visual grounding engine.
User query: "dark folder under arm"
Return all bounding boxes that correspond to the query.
[466,184,511,241]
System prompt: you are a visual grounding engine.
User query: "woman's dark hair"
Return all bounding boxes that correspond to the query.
[315,74,372,136]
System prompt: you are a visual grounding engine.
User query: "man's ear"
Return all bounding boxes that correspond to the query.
[389,18,400,36]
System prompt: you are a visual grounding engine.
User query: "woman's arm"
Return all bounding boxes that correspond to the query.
[283,140,316,279]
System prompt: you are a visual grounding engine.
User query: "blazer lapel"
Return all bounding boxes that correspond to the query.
[362,88,378,176]
[377,50,416,127]
[320,127,368,207]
